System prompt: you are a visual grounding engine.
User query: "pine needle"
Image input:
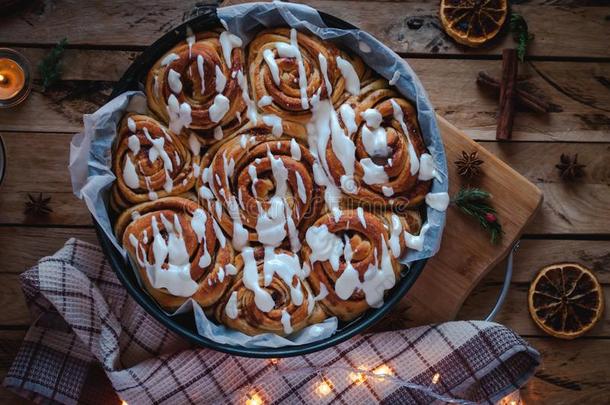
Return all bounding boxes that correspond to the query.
[38,38,68,91]
[510,13,533,62]
[452,187,504,244]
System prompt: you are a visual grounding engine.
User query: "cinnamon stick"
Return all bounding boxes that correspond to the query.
[496,49,518,140]
[477,71,550,114]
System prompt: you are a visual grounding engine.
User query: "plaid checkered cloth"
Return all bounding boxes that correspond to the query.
[3,239,539,405]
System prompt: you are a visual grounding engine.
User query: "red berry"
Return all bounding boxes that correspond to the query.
[485,213,497,223]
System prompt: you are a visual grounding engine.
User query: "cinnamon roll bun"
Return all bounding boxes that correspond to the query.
[145,31,248,143]
[116,197,234,311]
[197,121,324,250]
[322,79,431,209]
[111,114,199,212]
[302,209,420,321]
[248,28,368,123]
[215,246,326,336]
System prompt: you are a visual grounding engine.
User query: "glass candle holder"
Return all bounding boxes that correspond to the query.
[0,135,5,187]
[0,48,32,108]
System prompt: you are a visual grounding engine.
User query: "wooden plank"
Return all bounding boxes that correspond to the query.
[2,131,610,233]
[482,142,610,234]
[2,54,608,142]
[522,338,610,404]
[0,81,114,134]
[0,228,97,274]
[485,239,610,284]
[17,48,138,82]
[481,142,610,185]
[526,183,610,235]
[0,133,92,226]
[421,60,610,143]
[0,274,29,325]
[1,1,608,58]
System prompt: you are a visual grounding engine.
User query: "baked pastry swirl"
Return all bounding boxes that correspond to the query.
[215,247,326,336]
[112,26,446,337]
[116,197,234,311]
[302,209,420,321]
[198,121,324,249]
[324,79,431,209]
[247,28,368,123]
[146,31,248,144]
[111,114,199,211]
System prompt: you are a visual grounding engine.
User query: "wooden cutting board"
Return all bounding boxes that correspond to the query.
[381,116,543,328]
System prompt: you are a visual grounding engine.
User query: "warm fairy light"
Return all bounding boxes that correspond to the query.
[349,371,366,385]
[245,392,264,405]
[499,390,522,405]
[269,358,279,365]
[316,378,333,396]
[431,373,440,385]
[373,364,394,378]
[120,401,128,405]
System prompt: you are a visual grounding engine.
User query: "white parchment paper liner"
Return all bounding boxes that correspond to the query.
[69,2,448,348]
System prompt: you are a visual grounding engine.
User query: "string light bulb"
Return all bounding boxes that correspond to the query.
[373,364,394,378]
[349,371,366,385]
[245,391,264,405]
[431,373,440,385]
[269,358,279,365]
[499,389,522,405]
[316,378,334,396]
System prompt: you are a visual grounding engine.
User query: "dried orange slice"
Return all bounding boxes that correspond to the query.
[439,0,509,48]
[528,263,604,339]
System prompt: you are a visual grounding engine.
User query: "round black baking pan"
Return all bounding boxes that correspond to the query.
[99,4,429,358]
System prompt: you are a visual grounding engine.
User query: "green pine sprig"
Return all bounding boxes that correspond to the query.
[452,187,503,244]
[510,13,534,62]
[38,38,68,91]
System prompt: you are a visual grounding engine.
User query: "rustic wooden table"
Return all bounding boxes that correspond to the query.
[0,1,608,403]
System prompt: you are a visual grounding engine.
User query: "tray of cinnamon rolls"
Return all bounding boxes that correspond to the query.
[95,3,448,357]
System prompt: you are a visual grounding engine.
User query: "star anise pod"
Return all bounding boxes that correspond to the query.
[454,150,484,178]
[24,193,53,216]
[555,153,586,181]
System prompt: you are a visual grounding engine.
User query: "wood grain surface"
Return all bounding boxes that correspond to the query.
[398,116,543,325]
[0,0,608,403]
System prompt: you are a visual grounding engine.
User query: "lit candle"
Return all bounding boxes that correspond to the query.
[0,48,31,108]
[0,58,25,100]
